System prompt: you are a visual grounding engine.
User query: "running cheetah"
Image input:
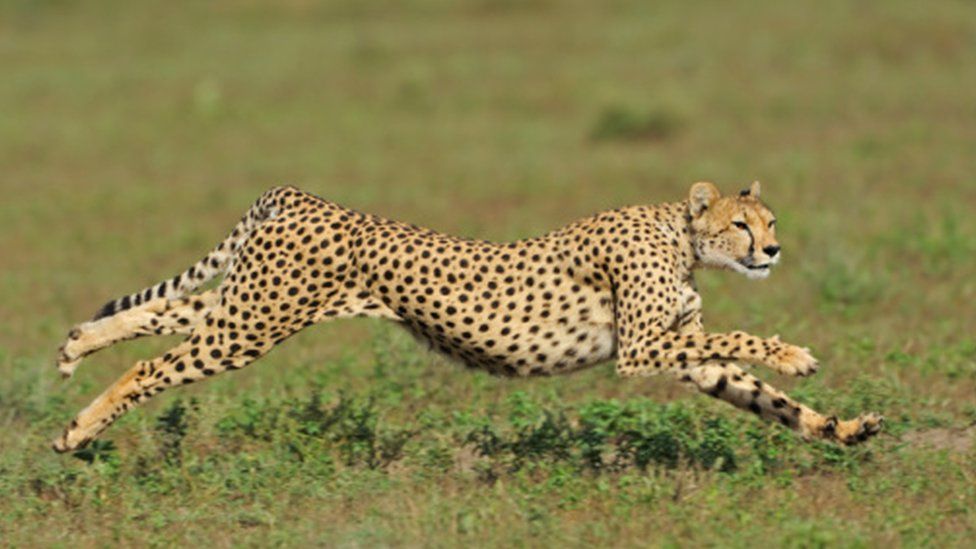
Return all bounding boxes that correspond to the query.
[53,181,883,452]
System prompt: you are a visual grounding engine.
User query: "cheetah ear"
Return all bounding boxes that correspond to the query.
[689,181,720,217]
[740,180,761,198]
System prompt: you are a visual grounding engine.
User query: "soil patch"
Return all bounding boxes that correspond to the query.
[902,425,976,453]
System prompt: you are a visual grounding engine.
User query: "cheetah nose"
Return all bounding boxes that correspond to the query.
[763,245,780,257]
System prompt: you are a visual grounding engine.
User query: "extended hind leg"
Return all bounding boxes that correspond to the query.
[50,286,394,452]
[56,291,220,378]
[681,364,883,445]
[52,306,286,452]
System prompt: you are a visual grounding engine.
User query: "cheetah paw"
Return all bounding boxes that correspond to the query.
[823,413,884,445]
[56,336,82,379]
[52,424,93,454]
[768,343,819,377]
[56,325,93,379]
[57,356,81,379]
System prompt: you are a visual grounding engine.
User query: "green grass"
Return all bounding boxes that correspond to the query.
[2,0,975,546]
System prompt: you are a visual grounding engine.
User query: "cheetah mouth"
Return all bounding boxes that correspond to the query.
[738,257,772,270]
[736,259,773,280]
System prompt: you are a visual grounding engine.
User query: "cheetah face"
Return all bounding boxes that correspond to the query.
[687,181,780,280]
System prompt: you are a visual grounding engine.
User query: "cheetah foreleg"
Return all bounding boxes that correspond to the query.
[671,287,817,377]
[616,331,818,377]
[680,363,883,445]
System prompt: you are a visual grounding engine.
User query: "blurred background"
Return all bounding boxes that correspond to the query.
[1,0,974,546]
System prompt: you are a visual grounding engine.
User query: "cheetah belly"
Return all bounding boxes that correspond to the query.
[390,282,618,377]
[521,319,617,375]
[398,318,616,377]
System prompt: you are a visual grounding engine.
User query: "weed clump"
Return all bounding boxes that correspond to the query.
[155,398,196,465]
[217,392,415,471]
[467,396,739,479]
[590,106,681,143]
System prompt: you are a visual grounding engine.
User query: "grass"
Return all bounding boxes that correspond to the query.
[1,0,975,546]
[589,106,681,143]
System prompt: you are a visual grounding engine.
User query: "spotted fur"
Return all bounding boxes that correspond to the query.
[53,182,883,452]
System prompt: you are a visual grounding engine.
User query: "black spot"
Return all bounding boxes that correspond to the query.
[710,376,728,396]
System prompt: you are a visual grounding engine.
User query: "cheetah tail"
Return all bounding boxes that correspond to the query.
[91,186,297,320]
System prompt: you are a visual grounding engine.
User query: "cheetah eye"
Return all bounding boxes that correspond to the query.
[768,219,776,228]
[732,221,749,230]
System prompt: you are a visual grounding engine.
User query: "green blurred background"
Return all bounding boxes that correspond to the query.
[1,1,974,546]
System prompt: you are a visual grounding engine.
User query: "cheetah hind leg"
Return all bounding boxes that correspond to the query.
[53,291,399,452]
[53,312,271,453]
[681,363,883,445]
[56,291,220,379]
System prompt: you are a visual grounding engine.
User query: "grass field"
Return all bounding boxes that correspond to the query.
[2,0,975,546]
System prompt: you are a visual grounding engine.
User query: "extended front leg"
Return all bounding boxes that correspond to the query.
[615,330,819,377]
[616,273,815,377]
[680,363,883,445]
[674,284,815,377]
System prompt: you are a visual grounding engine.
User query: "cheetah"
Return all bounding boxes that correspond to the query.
[52,181,883,452]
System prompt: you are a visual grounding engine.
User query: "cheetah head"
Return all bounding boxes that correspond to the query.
[687,181,780,280]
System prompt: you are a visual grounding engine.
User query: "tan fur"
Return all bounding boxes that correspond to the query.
[52,182,882,452]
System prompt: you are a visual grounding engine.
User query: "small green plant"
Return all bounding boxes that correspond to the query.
[71,440,120,476]
[217,391,415,470]
[155,398,196,465]
[71,439,116,465]
[590,106,681,143]
[468,397,748,476]
[690,418,737,472]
